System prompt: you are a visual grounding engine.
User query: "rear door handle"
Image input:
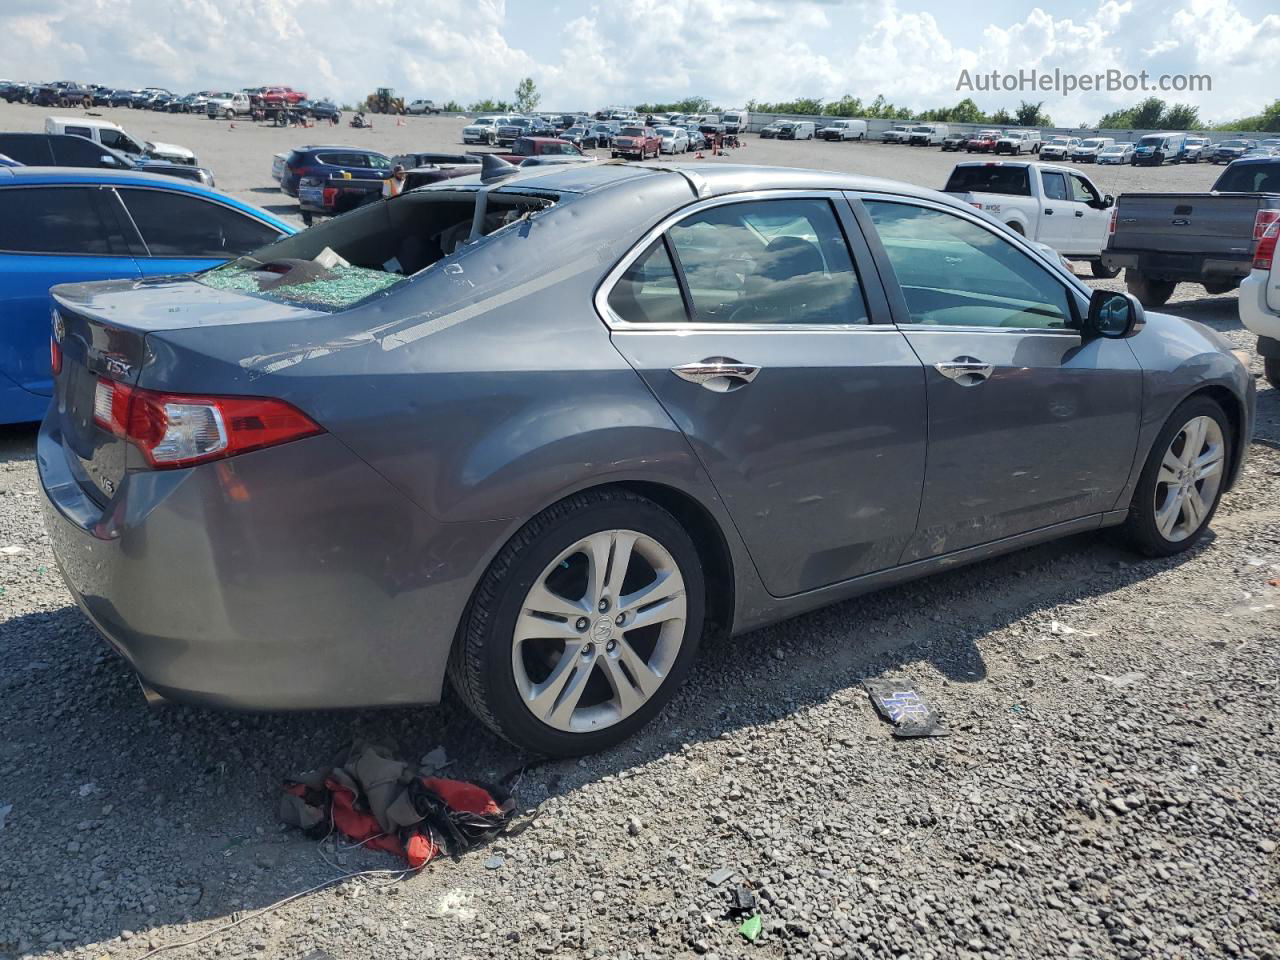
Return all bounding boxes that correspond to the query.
[1044,208,1054,215]
[672,357,761,391]
[1074,210,1085,217]
[935,357,994,385]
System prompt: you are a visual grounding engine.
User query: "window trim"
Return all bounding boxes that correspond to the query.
[595,189,890,332]
[108,184,286,259]
[0,183,133,258]
[847,191,1090,335]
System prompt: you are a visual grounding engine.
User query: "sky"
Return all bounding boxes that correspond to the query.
[1,0,1277,125]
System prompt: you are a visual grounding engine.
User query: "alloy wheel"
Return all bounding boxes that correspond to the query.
[1153,415,1225,542]
[511,529,687,732]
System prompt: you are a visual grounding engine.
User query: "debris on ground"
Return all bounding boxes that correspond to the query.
[865,678,950,737]
[278,742,516,869]
[739,914,763,942]
[707,866,735,886]
[1098,671,1147,688]
[727,885,757,915]
[419,745,450,774]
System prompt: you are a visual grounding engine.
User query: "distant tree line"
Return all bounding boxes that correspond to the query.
[1095,96,1279,132]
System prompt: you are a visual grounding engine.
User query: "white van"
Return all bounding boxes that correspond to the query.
[908,123,948,146]
[819,118,867,141]
[778,121,816,140]
[720,109,749,135]
[44,115,197,165]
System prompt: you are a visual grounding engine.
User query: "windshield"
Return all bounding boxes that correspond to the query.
[1081,139,1105,148]
[656,127,677,136]
[912,126,931,133]
[620,126,645,136]
[1046,137,1070,144]
[1100,145,1126,154]
[1138,135,1166,147]
[1219,140,1248,147]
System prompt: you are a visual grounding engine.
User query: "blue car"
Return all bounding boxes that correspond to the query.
[0,167,294,424]
[279,145,393,198]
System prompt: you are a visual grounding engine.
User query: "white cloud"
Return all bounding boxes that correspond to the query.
[0,0,1274,124]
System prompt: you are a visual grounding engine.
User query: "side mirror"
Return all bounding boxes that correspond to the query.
[1085,289,1144,338]
[100,155,119,167]
[1102,194,1115,208]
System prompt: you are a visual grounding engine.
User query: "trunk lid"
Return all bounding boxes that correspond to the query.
[50,276,325,504]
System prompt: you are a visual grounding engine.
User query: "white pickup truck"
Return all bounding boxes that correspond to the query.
[944,160,1118,276]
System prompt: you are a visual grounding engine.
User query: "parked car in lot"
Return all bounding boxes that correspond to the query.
[205,91,252,119]
[1240,219,1280,387]
[1070,137,1115,162]
[1038,136,1081,161]
[683,125,706,151]
[507,137,584,161]
[720,110,749,135]
[32,82,94,108]
[279,145,393,198]
[1210,139,1259,164]
[107,89,136,108]
[1179,136,1212,163]
[300,100,340,122]
[462,116,504,145]
[939,131,969,151]
[406,100,441,115]
[965,129,1004,153]
[44,116,198,166]
[881,123,914,144]
[612,125,661,159]
[995,130,1041,155]
[944,160,1118,275]
[1132,132,1186,166]
[0,166,290,424]
[37,162,1254,756]
[907,123,947,146]
[819,119,867,141]
[130,88,170,109]
[1098,142,1136,165]
[777,121,815,140]
[0,133,215,186]
[496,117,535,146]
[561,125,604,149]
[758,121,783,139]
[655,126,689,154]
[1104,157,1280,305]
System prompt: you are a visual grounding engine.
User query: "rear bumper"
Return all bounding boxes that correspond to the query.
[1240,272,1280,341]
[1102,250,1253,283]
[39,413,501,711]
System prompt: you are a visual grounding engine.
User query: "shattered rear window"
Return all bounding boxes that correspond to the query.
[202,263,401,308]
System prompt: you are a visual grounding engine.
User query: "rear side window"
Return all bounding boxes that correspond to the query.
[0,187,128,255]
[1041,172,1069,201]
[665,198,868,325]
[51,136,123,168]
[116,188,281,258]
[0,136,54,165]
[943,166,1031,197]
[606,239,687,324]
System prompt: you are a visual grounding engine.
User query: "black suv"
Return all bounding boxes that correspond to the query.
[0,133,215,186]
[279,145,393,197]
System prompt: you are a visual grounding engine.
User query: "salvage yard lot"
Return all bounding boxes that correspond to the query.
[0,103,1277,960]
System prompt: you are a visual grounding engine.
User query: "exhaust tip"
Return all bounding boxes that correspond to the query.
[138,677,169,706]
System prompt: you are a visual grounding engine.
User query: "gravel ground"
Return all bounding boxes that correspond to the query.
[1,103,1278,960]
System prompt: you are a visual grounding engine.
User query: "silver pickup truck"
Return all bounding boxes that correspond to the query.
[1103,157,1280,306]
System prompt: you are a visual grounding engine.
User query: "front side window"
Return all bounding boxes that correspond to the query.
[666,198,868,325]
[1069,174,1099,204]
[0,187,127,255]
[116,188,281,258]
[864,200,1075,330]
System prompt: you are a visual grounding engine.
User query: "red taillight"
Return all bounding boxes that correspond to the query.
[1255,221,1278,271]
[1253,208,1280,241]
[322,187,338,207]
[92,379,322,469]
[1109,206,1119,236]
[289,164,312,177]
[50,338,62,375]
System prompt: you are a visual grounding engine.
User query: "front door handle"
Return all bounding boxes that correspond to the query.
[1074,209,1085,217]
[935,357,994,386]
[672,357,761,392]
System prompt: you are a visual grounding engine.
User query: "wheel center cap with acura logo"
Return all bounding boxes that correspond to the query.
[592,617,613,643]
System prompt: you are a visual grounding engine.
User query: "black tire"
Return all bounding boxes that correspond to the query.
[1126,270,1175,307]
[1091,261,1121,279]
[448,489,707,757]
[1119,396,1232,556]
[1203,280,1237,295]
[1265,357,1280,390]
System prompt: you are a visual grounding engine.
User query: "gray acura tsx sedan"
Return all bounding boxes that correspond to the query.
[40,161,1254,756]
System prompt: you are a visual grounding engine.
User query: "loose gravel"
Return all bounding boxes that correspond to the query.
[1,104,1278,960]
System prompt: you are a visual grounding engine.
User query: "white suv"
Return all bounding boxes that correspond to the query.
[1240,219,1280,388]
[462,116,504,145]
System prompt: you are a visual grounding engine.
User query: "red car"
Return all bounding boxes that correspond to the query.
[611,125,660,160]
[965,129,1003,153]
[252,86,307,111]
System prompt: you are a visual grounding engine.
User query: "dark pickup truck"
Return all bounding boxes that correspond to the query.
[1103,157,1280,306]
